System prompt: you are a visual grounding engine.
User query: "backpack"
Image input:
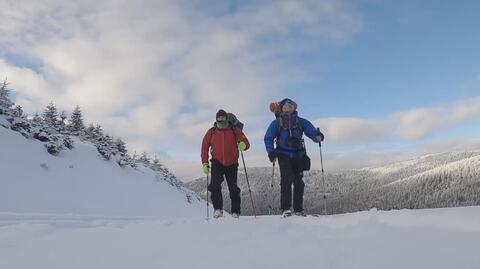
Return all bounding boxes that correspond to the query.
[227,113,244,130]
[269,102,282,118]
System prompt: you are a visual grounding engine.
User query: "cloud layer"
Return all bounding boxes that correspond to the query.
[0,0,362,153]
[315,96,480,145]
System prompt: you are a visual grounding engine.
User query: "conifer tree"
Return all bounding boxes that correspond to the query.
[69,105,85,136]
[0,79,14,115]
[42,102,59,132]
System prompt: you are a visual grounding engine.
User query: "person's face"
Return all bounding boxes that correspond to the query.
[282,103,295,113]
[216,115,227,122]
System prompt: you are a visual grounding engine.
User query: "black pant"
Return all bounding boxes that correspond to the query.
[278,154,305,212]
[208,160,241,214]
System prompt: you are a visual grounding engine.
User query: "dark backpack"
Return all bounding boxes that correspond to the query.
[227,113,244,130]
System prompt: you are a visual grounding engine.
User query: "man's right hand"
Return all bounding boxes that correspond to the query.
[202,163,210,175]
[268,151,277,163]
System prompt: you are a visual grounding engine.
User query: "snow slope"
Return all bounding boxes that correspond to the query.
[0,124,203,218]
[1,207,479,269]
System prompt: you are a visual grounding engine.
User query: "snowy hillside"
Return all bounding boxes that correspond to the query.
[0,120,203,218]
[186,152,480,215]
[1,206,479,269]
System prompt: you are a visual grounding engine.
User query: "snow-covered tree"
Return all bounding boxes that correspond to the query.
[63,135,74,150]
[83,124,96,141]
[69,106,85,136]
[93,125,104,139]
[115,138,127,156]
[97,134,115,160]
[113,139,134,168]
[0,79,14,115]
[32,113,42,125]
[137,151,151,166]
[42,102,59,132]
[12,105,23,118]
[58,111,68,134]
[150,155,166,172]
[9,105,30,137]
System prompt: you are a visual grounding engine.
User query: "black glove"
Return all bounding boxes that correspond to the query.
[268,151,278,163]
[316,128,325,142]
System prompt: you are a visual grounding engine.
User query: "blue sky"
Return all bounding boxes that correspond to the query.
[293,0,480,116]
[1,0,480,180]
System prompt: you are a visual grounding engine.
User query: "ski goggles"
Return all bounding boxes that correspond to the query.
[283,99,296,107]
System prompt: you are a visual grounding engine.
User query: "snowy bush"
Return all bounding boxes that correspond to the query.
[44,134,68,155]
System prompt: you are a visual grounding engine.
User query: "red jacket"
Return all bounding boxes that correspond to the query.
[201,125,250,166]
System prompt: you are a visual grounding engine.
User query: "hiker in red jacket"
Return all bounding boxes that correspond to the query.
[201,109,250,218]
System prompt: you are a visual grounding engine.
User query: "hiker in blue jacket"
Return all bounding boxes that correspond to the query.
[264,98,324,217]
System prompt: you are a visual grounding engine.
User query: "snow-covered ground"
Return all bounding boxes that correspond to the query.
[1,207,480,269]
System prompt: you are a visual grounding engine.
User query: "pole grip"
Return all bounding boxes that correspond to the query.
[316,127,323,146]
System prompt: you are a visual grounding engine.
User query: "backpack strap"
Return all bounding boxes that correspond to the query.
[276,116,305,135]
[297,117,305,133]
[230,125,240,144]
[276,117,282,133]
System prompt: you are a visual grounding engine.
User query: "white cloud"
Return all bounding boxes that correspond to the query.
[393,96,480,139]
[312,96,480,145]
[0,59,53,111]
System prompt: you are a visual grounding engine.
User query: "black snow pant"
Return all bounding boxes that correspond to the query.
[278,154,305,212]
[208,159,241,214]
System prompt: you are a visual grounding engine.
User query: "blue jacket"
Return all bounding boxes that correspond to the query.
[264,111,319,158]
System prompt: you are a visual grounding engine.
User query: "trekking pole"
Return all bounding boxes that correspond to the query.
[206,173,210,220]
[268,160,276,215]
[318,128,327,215]
[240,151,257,218]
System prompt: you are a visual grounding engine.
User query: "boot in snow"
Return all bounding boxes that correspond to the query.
[282,210,292,218]
[231,213,240,219]
[294,211,307,217]
[213,209,223,218]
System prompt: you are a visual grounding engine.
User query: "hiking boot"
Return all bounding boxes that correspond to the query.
[213,209,223,218]
[294,211,307,217]
[231,213,240,219]
[282,210,292,218]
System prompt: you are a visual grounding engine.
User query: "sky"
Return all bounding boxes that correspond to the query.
[1,0,480,181]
